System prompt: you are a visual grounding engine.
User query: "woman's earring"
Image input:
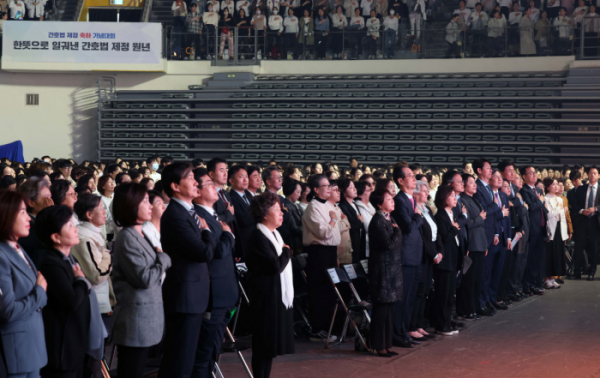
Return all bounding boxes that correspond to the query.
[57,240,61,244]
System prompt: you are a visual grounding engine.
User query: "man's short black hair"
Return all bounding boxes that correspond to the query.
[472,158,491,175]
[207,157,227,173]
[408,163,421,171]
[262,165,279,184]
[228,165,247,182]
[162,162,193,198]
[497,160,515,173]
[193,167,210,187]
[392,164,410,187]
[192,158,204,168]
[105,163,120,176]
[570,170,582,181]
[246,165,260,178]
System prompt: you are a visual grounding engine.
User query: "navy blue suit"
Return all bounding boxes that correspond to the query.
[390,191,423,344]
[571,183,600,276]
[193,205,239,378]
[520,184,549,290]
[159,200,217,378]
[473,179,503,248]
[0,241,48,378]
[229,189,256,261]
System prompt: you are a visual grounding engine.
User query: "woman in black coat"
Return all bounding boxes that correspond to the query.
[247,192,295,378]
[338,178,366,263]
[433,186,461,336]
[282,178,304,254]
[367,189,402,357]
[410,181,443,340]
[36,205,92,378]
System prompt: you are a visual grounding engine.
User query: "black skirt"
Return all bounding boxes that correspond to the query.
[546,221,567,277]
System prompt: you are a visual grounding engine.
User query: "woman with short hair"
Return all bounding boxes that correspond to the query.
[98,175,116,242]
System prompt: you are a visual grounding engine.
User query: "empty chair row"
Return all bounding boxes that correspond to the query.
[232,90,555,98]
[101,142,189,149]
[245,81,558,90]
[102,151,189,159]
[230,123,553,131]
[230,143,554,153]
[102,132,188,138]
[102,113,189,119]
[254,72,565,81]
[230,132,553,142]
[231,112,553,120]
[160,93,194,99]
[232,102,553,109]
[102,123,188,129]
[113,103,189,109]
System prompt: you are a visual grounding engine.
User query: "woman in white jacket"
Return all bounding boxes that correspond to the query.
[71,193,116,329]
[543,178,570,289]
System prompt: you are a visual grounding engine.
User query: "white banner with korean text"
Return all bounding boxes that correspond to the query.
[2,21,162,65]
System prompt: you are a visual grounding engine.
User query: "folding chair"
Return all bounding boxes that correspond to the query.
[291,254,313,335]
[325,267,371,352]
[231,263,251,335]
[213,327,253,378]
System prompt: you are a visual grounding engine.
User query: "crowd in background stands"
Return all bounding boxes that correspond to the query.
[0,154,597,378]
[170,0,600,59]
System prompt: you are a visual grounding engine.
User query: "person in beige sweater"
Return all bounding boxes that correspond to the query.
[327,180,352,265]
[302,174,342,342]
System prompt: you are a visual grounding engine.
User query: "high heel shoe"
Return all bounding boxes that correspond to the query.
[386,349,399,356]
[376,351,392,358]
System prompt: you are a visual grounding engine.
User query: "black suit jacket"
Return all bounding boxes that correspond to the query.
[39,248,91,371]
[420,206,444,265]
[460,194,488,252]
[572,183,600,227]
[195,205,239,309]
[453,197,468,256]
[214,189,236,225]
[229,189,256,261]
[496,191,512,245]
[339,199,366,263]
[391,191,423,267]
[161,200,217,315]
[434,209,460,272]
[474,179,503,247]
[19,219,46,269]
[282,198,303,253]
[519,184,549,239]
[274,192,292,246]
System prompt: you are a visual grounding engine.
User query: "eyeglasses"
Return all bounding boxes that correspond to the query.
[198,182,215,188]
[318,184,331,189]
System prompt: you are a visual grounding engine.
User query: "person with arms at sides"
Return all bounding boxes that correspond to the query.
[390,164,423,348]
[110,183,171,378]
[330,6,347,59]
[506,175,530,300]
[542,178,569,289]
[51,180,79,226]
[283,8,300,59]
[71,194,116,333]
[496,179,522,304]
[142,190,166,254]
[455,173,487,320]
[0,190,48,378]
[327,180,352,265]
[519,165,549,293]
[98,175,115,242]
[481,170,511,311]
[228,165,256,261]
[282,178,304,255]
[247,192,295,378]
[18,177,54,267]
[367,189,402,357]
[566,170,581,279]
[208,158,236,228]
[302,174,341,342]
[410,180,442,341]
[35,205,100,378]
[355,180,376,258]
[263,166,292,246]
[246,165,262,197]
[571,166,600,281]
[158,162,217,378]
[432,185,462,336]
[338,177,366,263]
[191,168,237,378]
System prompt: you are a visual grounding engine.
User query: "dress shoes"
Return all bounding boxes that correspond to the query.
[435,328,454,336]
[451,321,465,328]
[387,350,399,356]
[410,339,422,345]
[491,301,509,310]
[555,278,565,284]
[568,274,581,280]
[457,314,476,321]
[485,302,498,315]
[393,340,414,348]
[530,287,544,295]
[474,313,481,320]
[588,275,595,281]
[376,351,392,358]
[477,307,494,317]
[508,294,522,302]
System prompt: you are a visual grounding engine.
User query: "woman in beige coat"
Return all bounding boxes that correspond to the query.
[519,8,536,55]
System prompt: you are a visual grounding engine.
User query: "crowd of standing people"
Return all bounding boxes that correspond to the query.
[0,154,595,378]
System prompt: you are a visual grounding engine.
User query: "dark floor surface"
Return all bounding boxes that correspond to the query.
[219,279,600,378]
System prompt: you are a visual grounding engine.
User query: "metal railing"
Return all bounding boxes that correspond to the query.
[164,22,589,64]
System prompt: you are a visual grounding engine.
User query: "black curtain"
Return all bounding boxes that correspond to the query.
[119,9,142,22]
[89,8,118,21]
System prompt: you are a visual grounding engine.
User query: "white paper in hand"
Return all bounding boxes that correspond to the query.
[511,232,522,250]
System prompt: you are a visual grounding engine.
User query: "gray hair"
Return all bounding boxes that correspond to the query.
[19,176,50,211]
[414,180,429,194]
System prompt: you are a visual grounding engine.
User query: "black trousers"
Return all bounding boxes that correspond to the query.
[116,345,151,378]
[315,31,328,58]
[158,313,204,378]
[393,264,422,343]
[508,239,528,294]
[432,267,456,331]
[370,302,395,351]
[305,245,338,332]
[192,307,230,378]
[445,41,461,58]
[252,357,273,378]
[410,263,432,331]
[456,251,485,316]
[498,245,515,301]
[284,33,299,58]
[40,367,82,378]
[523,228,545,290]
[574,218,600,276]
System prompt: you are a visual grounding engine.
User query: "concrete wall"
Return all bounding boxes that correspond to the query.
[0,55,575,162]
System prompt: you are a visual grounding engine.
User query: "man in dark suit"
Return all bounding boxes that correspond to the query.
[483,171,511,310]
[192,168,238,378]
[571,166,600,281]
[498,160,523,212]
[158,162,217,378]
[390,165,423,348]
[228,165,256,261]
[207,158,236,226]
[567,170,583,278]
[472,159,508,315]
[507,175,531,300]
[520,165,549,296]
[262,166,292,246]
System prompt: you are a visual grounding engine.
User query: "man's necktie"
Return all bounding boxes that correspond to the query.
[486,185,493,201]
[243,193,250,205]
[189,209,202,229]
[495,192,501,209]
[588,185,595,217]
[410,197,415,210]
[212,212,220,222]
[219,190,229,204]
